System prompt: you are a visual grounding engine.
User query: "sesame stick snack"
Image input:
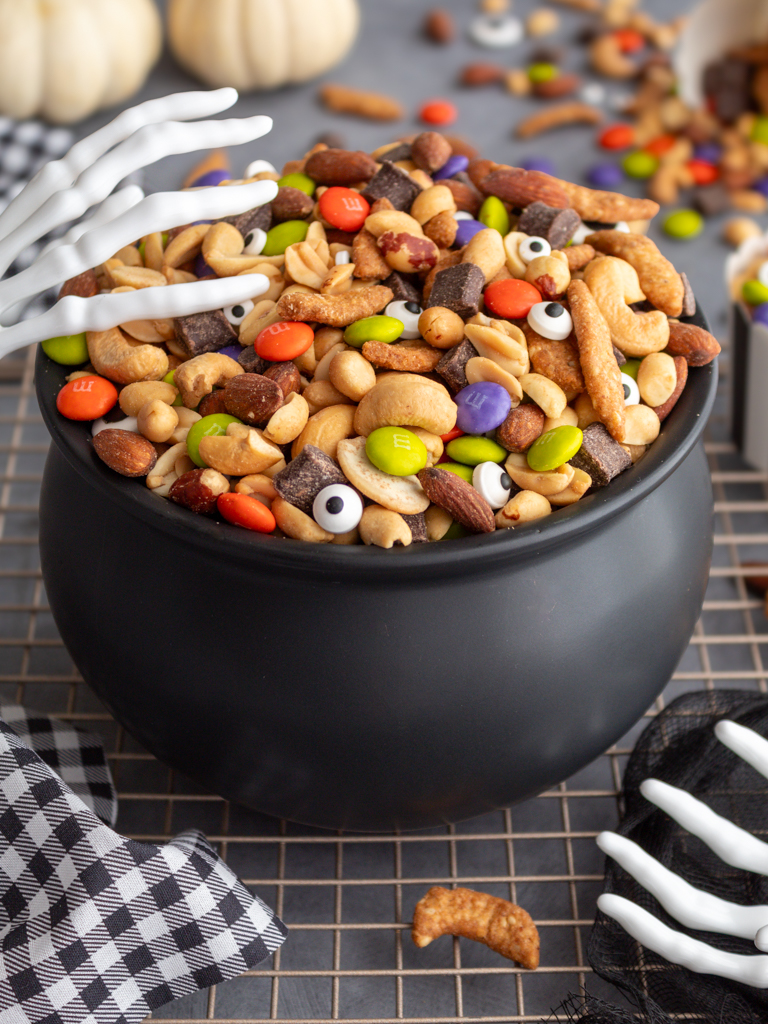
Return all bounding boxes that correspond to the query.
[48,134,720,547]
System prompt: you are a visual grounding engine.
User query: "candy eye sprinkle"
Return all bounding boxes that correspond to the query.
[527,300,573,340]
[385,299,423,339]
[223,299,255,326]
[473,461,513,509]
[313,484,364,534]
[518,236,551,263]
[621,372,640,406]
[243,227,267,256]
[469,13,524,48]
[758,260,768,289]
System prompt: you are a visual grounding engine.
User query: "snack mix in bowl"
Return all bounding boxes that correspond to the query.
[48,133,721,548]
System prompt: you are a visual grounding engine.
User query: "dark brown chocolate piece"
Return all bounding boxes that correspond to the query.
[273,445,347,515]
[174,310,238,357]
[703,58,751,122]
[326,228,358,246]
[612,345,626,367]
[517,201,581,249]
[378,142,413,163]
[693,183,731,217]
[569,422,631,487]
[679,272,696,318]
[362,161,422,212]
[401,512,427,543]
[436,338,479,393]
[222,374,283,424]
[426,263,485,319]
[238,346,269,374]
[225,204,272,237]
[382,271,422,304]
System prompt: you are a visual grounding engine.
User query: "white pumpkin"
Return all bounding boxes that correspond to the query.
[0,0,162,124]
[168,0,360,91]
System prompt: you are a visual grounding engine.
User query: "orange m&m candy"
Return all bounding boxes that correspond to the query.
[440,427,464,444]
[484,279,542,320]
[319,187,370,232]
[217,492,276,534]
[687,159,719,185]
[56,374,118,421]
[644,134,676,157]
[420,99,458,126]
[255,321,314,361]
[612,28,645,53]
[598,124,635,150]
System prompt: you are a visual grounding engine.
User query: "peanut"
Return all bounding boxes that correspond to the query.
[495,491,552,528]
[137,399,179,443]
[637,351,677,407]
[263,392,310,445]
[418,307,466,349]
[329,349,377,401]
[359,505,412,548]
[410,185,456,226]
[119,380,178,416]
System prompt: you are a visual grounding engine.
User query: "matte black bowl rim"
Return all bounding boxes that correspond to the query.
[35,333,718,582]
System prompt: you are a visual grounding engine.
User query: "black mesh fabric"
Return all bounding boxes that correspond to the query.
[549,690,768,1024]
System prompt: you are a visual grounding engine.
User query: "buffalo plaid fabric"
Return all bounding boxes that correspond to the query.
[0,716,287,1024]
[0,706,117,827]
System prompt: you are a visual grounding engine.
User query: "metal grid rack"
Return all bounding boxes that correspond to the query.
[0,343,764,1024]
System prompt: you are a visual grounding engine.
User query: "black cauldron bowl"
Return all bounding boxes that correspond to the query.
[35,310,717,832]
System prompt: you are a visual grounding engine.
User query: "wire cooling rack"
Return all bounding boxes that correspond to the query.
[0,342,764,1024]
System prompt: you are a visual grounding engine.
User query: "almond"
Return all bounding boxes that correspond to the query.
[424,7,455,43]
[497,404,546,453]
[460,63,505,86]
[533,73,581,98]
[93,429,157,477]
[197,390,229,417]
[169,468,229,514]
[665,321,721,367]
[59,268,98,299]
[411,132,453,173]
[223,373,284,423]
[442,178,482,216]
[263,361,301,399]
[481,168,572,209]
[416,467,495,533]
[304,148,378,186]
[271,186,314,222]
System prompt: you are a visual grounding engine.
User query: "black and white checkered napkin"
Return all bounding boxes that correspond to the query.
[0,714,287,1023]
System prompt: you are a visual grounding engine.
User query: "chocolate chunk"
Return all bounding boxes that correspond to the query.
[693,183,731,217]
[314,131,346,150]
[362,161,422,212]
[238,346,269,374]
[273,445,347,515]
[326,228,358,246]
[382,271,422,304]
[679,272,696,318]
[517,201,581,249]
[224,204,272,236]
[378,142,413,163]
[401,512,427,543]
[174,310,238,357]
[612,345,626,367]
[436,338,479,392]
[530,45,564,65]
[569,422,631,488]
[426,263,485,318]
[703,58,751,122]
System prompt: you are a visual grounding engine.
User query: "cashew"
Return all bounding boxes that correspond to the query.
[202,221,267,276]
[285,241,330,290]
[637,351,677,407]
[115,244,143,267]
[337,436,430,514]
[418,306,465,349]
[87,328,169,385]
[359,505,412,548]
[462,227,506,283]
[495,490,552,528]
[503,232,529,279]
[583,256,669,357]
[272,496,334,543]
[590,33,637,77]
[121,318,175,343]
[465,357,523,405]
[291,403,358,460]
[302,379,355,414]
[353,375,457,437]
[504,452,575,496]
[364,210,424,238]
[519,373,567,419]
[146,442,188,496]
[463,321,529,377]
[119,380,178,416]
[162,224,209,268]
[548,467,592,506]
[199,423,283,475]
[174,352,244,408]
[425,504,454,541]
[407,427,443,467]
[235,473,278,503]
[263,392,310,444]
[410,185,456,226]
[329,349,377,401]
[168,407,202,444]
[525,254,571,298]
[137,399,180,443]
[622,404,660,445]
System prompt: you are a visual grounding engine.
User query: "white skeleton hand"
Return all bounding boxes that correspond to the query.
[597,720,768,987]
[0,88,279,354]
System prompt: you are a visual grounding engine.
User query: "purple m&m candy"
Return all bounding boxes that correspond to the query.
[433,154,470,180]
[520,156,555,174]
[587,163,624,188]
[218,344,243,360]
[754,177,768,198]
[194,253,215,278]
[693,142,721,164]
[455,382,511,433]
[753,302,768,327]
[455,218,486,247]
[190,169,231,188]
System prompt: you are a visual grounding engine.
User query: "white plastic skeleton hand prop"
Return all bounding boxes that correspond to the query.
[597,720,768,987]
[0,88,278,354]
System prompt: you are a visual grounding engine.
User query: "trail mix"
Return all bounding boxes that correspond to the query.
[49,134,720,547]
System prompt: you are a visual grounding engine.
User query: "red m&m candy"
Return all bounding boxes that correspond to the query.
[56,375,118,421]
[687,159,719,185]
[484,279,542,320]
[644,134,676,157]
[419,99,458,126]
[612,28,645,53]
[598,124,635,150]
[217,492,276,534]
[255,321,314,361]
[319,187,370,232]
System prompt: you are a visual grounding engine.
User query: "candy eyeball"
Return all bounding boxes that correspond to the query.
[313,484,364,534]
[385,299,423,339]
[758,260,768,289]
[92,415,138,437]
[473,462,513,509]
[570,222,591,245]
[244,159,277,178]
[223,299,255,326]
[469,14,523,48]
[454,210,474,221]
[621,372,640,406]
[243,228,267,256]
[614,221,631,233]
[518,236,552,264]
[335,249,352,265]
[527,301,573,340]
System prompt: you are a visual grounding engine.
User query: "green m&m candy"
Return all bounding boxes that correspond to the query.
[752,116,768,145]
[162,369,184,406]
[621,359,641,381]
[344,315,403,348]
[41,333,89,366]
[527,425,583,472]
[478,195,510,236]
[262,220,309,256]
[663,209,703,240]
[277,172,316,196]
[438,462,474,483]
[743,279,768,306]
[366,427,428,476]
[187,413,241,467]
[446,435,507,466]
[528,62,558,83]
[622,151,659,179]
[442,520,469,540]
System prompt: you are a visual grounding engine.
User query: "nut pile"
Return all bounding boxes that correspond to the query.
[48,133,720,548]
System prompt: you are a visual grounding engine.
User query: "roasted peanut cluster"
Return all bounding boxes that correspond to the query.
[50,135,720,547]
